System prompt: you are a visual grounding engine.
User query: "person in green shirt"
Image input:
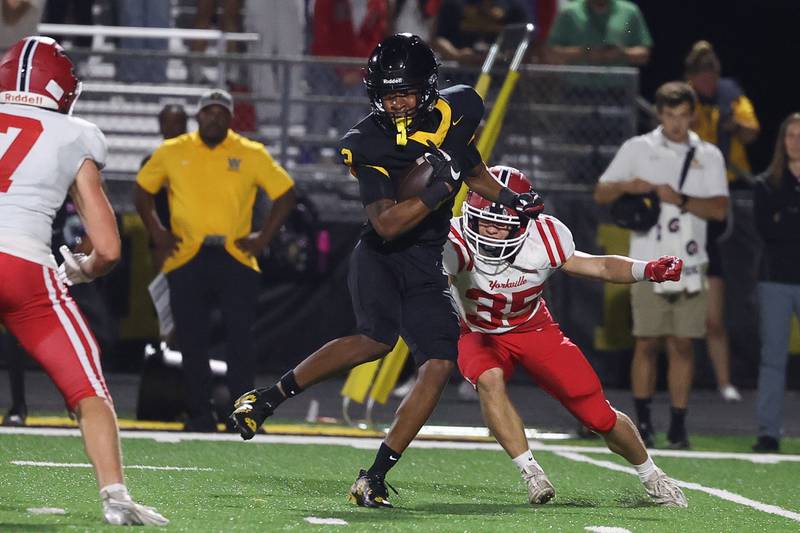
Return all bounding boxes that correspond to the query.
[546,0,652,67]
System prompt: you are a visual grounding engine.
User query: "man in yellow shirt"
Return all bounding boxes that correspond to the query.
[134,89,296,431]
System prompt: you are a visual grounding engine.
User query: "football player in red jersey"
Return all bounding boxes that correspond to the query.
[0,37,167,526]
[445,166,688,507]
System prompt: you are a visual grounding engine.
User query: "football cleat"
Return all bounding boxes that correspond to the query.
[229,388,275,440]
[719,384,742,402]
[100,488,169,526]
[667,426,690,450]
[348,469,397,509]
[521,465,556,505]
[642,467,688,508]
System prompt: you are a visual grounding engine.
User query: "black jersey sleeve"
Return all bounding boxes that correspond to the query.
[439,85,485,173]
[338,126,396,206]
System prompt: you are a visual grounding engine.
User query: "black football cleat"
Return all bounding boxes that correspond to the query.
[229,388,275,440]
[348,469,397,509]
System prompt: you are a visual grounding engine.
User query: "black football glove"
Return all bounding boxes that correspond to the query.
[511,191,545,221]
[423,140,461,188]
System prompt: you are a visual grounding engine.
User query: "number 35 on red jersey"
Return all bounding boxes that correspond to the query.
[443,214,575,334]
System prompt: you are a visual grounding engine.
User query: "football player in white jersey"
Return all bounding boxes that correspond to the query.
[444,166,688,508]
[0,37,167,526]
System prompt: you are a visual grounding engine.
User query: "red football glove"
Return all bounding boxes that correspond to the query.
[645,256,683,282]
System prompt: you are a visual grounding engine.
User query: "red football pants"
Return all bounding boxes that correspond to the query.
[0,252,110,410]
[458,302,616,433]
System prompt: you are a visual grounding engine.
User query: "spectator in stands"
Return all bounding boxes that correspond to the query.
[685,41,760,184]
[752,112,800,453]
[115,0,170,84]
[546,0,652,67]
[187,0,241,83]
[244,0,305,124]
[134,90,296,431]
[43,0,93,50]
[594,82,729,449]
[684,40,760,403]
[305,0,389,158]
[433,0,531,63]
[0,0,46,55]
[392,0,441,41]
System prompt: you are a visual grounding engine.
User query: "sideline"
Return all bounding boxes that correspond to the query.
[2,426,798,464]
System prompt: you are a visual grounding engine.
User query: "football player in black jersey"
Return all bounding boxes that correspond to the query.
[230,33,543,508]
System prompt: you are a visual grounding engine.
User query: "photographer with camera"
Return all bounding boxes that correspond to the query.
[594,81,729,449]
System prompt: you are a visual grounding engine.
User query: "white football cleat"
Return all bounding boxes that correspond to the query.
[719,384,742,402]
[643,467,688,508]
[521,465,555,505]
[101,488,169,526]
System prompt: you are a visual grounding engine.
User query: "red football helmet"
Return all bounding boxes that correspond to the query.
[0,36,81,114]
[462,165,534,262]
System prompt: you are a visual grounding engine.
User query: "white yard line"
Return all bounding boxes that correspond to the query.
[12,460,212,471]
[304,517,348,525]
[2,426,798,464]
[555,451,800,524]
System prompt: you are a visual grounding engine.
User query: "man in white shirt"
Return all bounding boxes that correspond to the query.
[594,81,729,449]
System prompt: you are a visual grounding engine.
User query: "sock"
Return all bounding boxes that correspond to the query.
[668,407,687,440]
[366,442,401,480]
[633,397,653,429]
[100,483,130,500]
[633,456,657,483]
[262,371,304,409]
[511,450,541,473]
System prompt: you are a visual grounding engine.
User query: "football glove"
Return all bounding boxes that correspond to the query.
[57,245,93,286]
[511,191,545,221]
[645,256,683,282]
[423,140,461,188]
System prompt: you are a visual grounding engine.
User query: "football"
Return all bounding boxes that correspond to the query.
[395,157,434,201]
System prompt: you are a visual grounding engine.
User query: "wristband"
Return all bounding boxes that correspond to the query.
[420,181,453,210]
[631,260,648,281]
[497,186,517,208]
[679,193,689,211]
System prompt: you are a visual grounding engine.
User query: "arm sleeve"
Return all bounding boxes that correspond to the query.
[80,123,107,170]
[533,215,575,269]
[354,165,395,206]
[442,86,485,172]
[254,146,295,199]
[443,219,471,274]
[703,147,730,197]
[629,7,654,47]
[598,138,637,183]
[733,95,760,130]
[135,144,168,193]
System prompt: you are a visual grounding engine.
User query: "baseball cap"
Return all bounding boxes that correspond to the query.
[197,89,233,114]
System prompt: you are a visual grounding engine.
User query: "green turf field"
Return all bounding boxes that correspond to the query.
[1,429,799,532]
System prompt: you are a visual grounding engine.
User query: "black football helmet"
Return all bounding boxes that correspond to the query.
[364,33,439,139]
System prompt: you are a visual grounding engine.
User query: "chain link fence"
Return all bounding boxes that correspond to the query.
[65,47,637,220]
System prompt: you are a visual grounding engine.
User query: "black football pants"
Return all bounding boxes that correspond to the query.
[167,246,260,422]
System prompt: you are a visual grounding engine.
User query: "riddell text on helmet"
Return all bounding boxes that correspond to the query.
[1,91,58,109]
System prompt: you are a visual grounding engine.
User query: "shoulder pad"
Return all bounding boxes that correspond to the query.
[79,120,108,169]
[440,84,485,120]
[522,215,575,269]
